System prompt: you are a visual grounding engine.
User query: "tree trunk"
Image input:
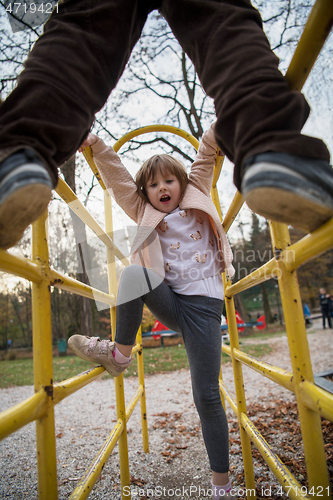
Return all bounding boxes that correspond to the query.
[60,156,93,336]
[233,293,252,336]
[261,283,275,324]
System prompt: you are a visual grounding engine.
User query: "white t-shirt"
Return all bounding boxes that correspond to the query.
[156,208,224,299]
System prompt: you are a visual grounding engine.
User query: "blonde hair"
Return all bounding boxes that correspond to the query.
[135,154,188,203]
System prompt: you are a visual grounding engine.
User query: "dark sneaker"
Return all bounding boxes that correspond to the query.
[0,149,53,249]
[241,152,333,233]
[68,335,131,377]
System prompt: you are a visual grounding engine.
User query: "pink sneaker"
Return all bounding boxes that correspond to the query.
[68,335,131,377]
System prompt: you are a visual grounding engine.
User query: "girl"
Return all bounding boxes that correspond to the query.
[69,123,235,499]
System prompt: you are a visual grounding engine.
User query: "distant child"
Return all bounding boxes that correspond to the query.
[69,123,235,499]
[319,288,332,329]
[303,303,312,327]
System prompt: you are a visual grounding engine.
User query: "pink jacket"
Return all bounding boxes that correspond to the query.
[91,125,235,279]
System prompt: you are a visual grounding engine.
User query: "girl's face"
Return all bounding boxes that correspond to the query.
[145,169,182,213]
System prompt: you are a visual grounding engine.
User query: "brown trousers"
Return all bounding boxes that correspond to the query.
[0,0,330,189]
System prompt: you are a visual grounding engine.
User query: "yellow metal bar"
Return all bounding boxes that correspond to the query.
[31,212,58,500]
[209,157,228,412]
[225,258,278,297]
[219,380,238,416]
[131,342,142,356]
[233,349,295,393]
[223,274,256,499]
[0,249,43,283]
[222,191,244,234]
[135,328,149,453]
[55,178,129,265]
[104,188,131,499]
[83,147,106,190]
[0,389,47,440]
[69,419,124,500]
[69,385,144,500]
[125,384,145,423]
[269,221,330,496]
[299,380,333,423]
[284,218,333,272]
[53,366,106,405]
[222,343,232,357]
[212,152,224,187]
[50,269,116,306]
[112,124,199,153]
[211,186,223,221]
[114,370,130,500]
[241,414,311,500]
[285,0,333,91]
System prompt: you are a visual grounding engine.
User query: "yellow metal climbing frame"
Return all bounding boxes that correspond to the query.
[218,1,333,498]
[0,134,150,499]
[0,0,332,498]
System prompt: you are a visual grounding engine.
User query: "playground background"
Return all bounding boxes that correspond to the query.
[1,217,332,356]
[0,318,332,499]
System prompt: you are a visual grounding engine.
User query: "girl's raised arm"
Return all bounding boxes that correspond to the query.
[189,122,222,195]
[79,135,145,223]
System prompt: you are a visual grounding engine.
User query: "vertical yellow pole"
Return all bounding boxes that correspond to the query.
[32,211,58,500]
[270,221,330,496]
[136,326,149,453]
[223,275,256,500]
[211,159,227,410]
[104,190,131,500]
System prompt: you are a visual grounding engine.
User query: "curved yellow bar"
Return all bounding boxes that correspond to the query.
[112,124,199,153]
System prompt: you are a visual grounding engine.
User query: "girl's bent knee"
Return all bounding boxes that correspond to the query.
[117,265,163,305]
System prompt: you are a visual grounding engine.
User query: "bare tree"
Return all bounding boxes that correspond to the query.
[1,1,332,155]
[1,0,332,336]
[94,3,332,160]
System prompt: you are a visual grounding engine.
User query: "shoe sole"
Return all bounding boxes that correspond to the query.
[245,186,333,233]
[242,161,333,233]
[0,184,51,249]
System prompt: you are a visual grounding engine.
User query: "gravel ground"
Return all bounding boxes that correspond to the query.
[0,319,332,500]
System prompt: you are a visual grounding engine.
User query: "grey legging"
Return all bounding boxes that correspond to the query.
[115,265,229,473]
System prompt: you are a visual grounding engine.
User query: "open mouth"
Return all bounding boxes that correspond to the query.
[160,195,171,203]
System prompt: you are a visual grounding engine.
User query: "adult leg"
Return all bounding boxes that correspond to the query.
[0,0,158,249]
[0,0,158,172]
[161,0,333,232]
[160,0,328,179]
[321,308,326,329]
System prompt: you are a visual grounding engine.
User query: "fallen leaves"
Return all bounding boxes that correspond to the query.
[130,475,146,487]
[232,399,333,499]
